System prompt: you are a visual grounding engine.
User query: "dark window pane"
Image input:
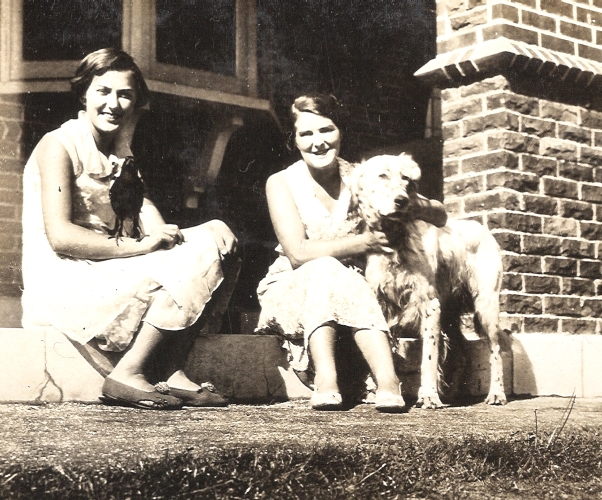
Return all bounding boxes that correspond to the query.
[23,0,122,61]
[156,0,236,75]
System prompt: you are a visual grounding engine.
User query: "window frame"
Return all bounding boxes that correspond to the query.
[0,0,259,102]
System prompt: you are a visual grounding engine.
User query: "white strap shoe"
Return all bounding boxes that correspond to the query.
[374,385,406,413]
[310,391,343,411]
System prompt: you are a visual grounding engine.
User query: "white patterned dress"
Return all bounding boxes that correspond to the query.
[256,159,389,375]
[22,114,226,352]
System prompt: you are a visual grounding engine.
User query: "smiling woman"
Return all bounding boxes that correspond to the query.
[21,48,239,410]
[81,72,137,146]
[294,112,341,172]
[255,94,404,412]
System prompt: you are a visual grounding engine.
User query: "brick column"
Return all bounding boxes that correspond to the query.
[415,0,602,336]
[0,95,24,298]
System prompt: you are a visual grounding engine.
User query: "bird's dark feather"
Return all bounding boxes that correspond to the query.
[109,156,145,243]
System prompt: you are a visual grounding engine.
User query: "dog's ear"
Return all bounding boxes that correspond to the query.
[349,162,365,207]
[397,153,422,182]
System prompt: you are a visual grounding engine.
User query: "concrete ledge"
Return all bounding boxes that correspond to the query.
[0,329,311,404]
[0,327,517,404]
[512,333,602,398]
[1,328,599,403]
[185,334,311,402]
[414,37,602,89]
[0,328,104,403]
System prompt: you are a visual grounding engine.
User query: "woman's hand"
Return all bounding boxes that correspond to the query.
[362,230,393,254]
[143,224,184,252]
[202,220,238,256]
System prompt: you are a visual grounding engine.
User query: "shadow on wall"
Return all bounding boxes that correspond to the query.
[510,336,537,397]
[257,0,437,161]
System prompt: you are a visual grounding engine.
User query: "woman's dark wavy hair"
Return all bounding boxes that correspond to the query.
[287,93,344,151]
[70,48,150,109]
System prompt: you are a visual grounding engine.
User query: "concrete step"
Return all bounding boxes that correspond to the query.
[1,327,599,404]
[512,333,602,398]
[0,327,512,404]
[0,328,310,403]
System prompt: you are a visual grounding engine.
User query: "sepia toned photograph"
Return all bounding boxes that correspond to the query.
[0,0,601,498]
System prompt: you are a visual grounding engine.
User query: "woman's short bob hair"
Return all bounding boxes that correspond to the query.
[287,93,344,151]
[70,48,150,109]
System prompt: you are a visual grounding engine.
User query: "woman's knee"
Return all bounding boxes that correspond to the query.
[301,256,346,274]
[180,225,215,246]
[301,257,369,295]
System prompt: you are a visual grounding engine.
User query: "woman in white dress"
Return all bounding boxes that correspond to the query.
[21,48,238,410]
[256,94,447,411]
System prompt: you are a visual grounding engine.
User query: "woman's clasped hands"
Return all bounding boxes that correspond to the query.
[143,224,184,251]
[140,219,237,257]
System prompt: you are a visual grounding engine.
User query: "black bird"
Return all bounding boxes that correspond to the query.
[109,156,145,242]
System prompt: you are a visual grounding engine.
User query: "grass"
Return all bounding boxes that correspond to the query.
[2,429,601,499]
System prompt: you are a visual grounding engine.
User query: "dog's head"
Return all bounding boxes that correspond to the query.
[352,153,421,231]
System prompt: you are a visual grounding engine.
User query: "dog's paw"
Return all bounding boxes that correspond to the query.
[485,392,507,405]
[416,392,444,410]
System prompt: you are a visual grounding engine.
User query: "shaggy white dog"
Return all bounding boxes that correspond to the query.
[352,154,506,409]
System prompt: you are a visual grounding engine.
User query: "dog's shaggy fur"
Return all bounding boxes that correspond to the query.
[352,154,506,409]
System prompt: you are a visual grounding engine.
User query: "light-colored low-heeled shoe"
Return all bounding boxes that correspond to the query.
[374,386,407,413]
[310,390,343,411]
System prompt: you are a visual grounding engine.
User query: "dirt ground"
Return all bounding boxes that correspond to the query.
[1,396,601,470]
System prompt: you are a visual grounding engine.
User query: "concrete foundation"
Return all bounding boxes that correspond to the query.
[4,327,598,404]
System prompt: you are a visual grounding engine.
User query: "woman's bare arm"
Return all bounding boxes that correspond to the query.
[38,135,178,260]
[410,194,448,228]
[139,198,166,230]
[266,172,389,269]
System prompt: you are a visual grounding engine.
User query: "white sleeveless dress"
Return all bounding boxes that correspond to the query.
[256,159,389,373]
[22,115,226,352]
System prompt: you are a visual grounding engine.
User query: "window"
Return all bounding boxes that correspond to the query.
[156,0,236,76]
[22,0,122,62]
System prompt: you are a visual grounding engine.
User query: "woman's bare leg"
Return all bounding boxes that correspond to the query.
[108,323,205,392]
[162,329,202,390]
[354,329,400,394]
[107,322,167,391]
[308,324,340,395]
[160,248,240,391]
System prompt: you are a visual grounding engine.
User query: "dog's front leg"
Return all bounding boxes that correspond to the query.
[485,340,507,405]
[417,296,444,409]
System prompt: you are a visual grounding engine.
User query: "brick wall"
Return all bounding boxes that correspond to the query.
[415,0,602,335]
[442,74,602,335]
[438,0,602,63]
[0,95,24,298]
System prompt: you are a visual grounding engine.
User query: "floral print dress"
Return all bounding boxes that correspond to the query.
[21,114,226,352]
[256,159,389,374]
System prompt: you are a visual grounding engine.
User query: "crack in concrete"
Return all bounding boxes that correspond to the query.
[34,337,64,403]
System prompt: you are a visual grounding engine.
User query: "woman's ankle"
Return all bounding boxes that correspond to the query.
[313,376,340,395]
[106,372,154,391]
[166,370,201,391]
[376,378,401,395]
